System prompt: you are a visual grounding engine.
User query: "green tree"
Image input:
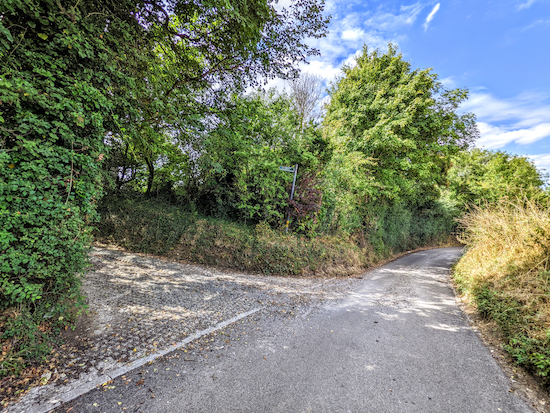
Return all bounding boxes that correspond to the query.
[189,90,326,225]
[319,45,478,252]
[103,0,331,197]
[324,44,478,204]
[446,148,546,207]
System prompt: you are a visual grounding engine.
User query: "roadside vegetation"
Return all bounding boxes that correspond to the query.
[454,197,550,388]
[1,0,549,398]
[447,149,550,389]
[96,196,458,278]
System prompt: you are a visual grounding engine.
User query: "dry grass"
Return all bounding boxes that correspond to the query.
[165,219,371,277]
[454,198,550,386]
[96,198,373,278]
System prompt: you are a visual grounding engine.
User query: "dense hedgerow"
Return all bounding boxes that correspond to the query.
[0,0,143,376]
[95,196,372,277]
[95,194,461,278]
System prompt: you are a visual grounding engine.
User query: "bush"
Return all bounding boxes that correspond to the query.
[454,198,550,386]
[96,196,372,277]
[0,0,139,376]
[360,200,459,258]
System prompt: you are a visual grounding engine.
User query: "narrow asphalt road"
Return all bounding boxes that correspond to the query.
[55,247,532,413]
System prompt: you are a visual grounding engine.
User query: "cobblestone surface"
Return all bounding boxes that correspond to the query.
[6,246,359,413]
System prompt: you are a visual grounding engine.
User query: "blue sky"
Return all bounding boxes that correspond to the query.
[280,0,550,173]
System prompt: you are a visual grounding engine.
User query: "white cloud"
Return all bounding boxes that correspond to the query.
[476,122,550,149]
[341,49,363,68]
[324,0,336,13]
[439,76,457,88]
[462,91,550,129]
[301,60,342,81]
[460,91,550,149]
[342,29,365,41]
[400,3,425,24]
[308,3,426,62]
[521,19,550,31]
[517,0,537,10]
[272,0,293,12]
[365,3,424,31]
[423,3,440,31]
[261,77,288,92]
[527,153,550,173]
[266,3,436,97]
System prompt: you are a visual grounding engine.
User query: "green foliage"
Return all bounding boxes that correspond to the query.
[0,308,52,377]
[96,196,369,277]
[446,148,547,208]
[103,44,470,262]
[186,90,328,224]
[324,44,478,204]
[361,200,458,257]
[102,0,330,198]
[0,0,140,375]
[318,44,475,251]
[473,284,550,386]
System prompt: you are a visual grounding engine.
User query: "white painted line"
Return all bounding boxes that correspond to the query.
[14,307,262,413]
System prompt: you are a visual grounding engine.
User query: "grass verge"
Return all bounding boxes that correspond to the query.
[95,197,375,277]
[95,196,459,278]
[453,198,550,389]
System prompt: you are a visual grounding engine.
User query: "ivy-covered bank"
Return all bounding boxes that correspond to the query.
[0,0,141,376]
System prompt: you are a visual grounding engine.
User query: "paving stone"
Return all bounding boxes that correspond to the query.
[5,246,359,413]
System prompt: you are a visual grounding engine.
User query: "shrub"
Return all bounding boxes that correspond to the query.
[95,196,371,277]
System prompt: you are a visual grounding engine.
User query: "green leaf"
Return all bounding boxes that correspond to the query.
[0,24,14,43]
[38,33,48,40]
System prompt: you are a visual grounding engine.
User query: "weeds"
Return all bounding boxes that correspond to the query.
[454,198,550,387]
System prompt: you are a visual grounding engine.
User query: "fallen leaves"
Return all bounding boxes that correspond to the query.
[0,356,62,408]
[39,371,52,386]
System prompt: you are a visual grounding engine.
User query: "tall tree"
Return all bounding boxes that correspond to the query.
[288,72,324,129]
[447,148,546,207]
[324,44,478,204]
